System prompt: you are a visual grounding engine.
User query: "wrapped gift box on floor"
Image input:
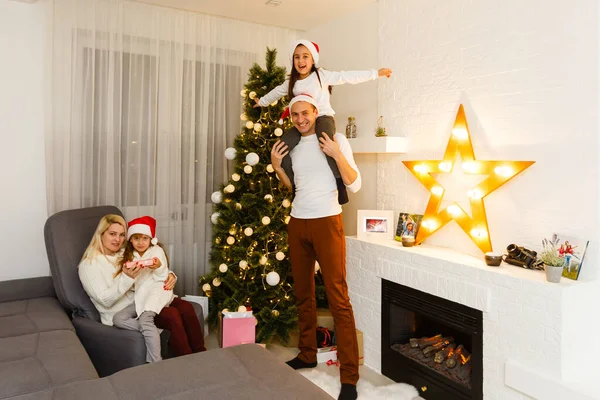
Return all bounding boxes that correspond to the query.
[181,295,209,337]
[218,311,257,348]
[317,346,337,364]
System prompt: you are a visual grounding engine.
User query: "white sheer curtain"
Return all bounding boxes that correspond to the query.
[47,0,298,295]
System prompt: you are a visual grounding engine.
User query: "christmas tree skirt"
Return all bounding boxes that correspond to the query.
[299,369,419,400]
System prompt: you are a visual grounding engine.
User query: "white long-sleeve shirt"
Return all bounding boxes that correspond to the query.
[258,68,378,116]
[78,251,135,326]
[290,132,361,219]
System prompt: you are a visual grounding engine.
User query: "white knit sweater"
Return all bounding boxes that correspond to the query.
[78,251,135,326]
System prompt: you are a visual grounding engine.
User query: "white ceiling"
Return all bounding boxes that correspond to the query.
[132,0,376,31]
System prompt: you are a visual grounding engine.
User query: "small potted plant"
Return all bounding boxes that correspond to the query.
[375,116,387,137]
[539,234,566,283]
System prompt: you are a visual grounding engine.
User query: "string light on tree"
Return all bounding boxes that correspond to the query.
[266,164,275,173]
[239,260,248,270]
[276,251,285,261]
[219,263,228,273]
[244,165,253,174]
[245,121,254,130]
[212,277,221,287]
[264,194,273,202]
[253,123,262,133]
[240,89,247,97]
[248,91,257,99]
[284,216,291,224]
[235,203,242,210]
[226,236,235,245]
[224,184,235,194]
[238,305,248,312]
[244,227,254,236]
[240,113,248,121]
[272,309,280,317]
[259,255,268,265]
[282,199,291,208]
[262,216,271,225]
[202,283,211,292]
[232,173,240,182]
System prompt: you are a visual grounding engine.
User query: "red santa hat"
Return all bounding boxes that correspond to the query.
[127,216,158,245]
[290,40,320,67]
[278,94,319,124]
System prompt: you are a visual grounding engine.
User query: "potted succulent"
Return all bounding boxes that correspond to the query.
[374,116,387,137]
[539,234,566,283]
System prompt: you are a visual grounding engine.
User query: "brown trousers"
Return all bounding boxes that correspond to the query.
[288,214,359,385]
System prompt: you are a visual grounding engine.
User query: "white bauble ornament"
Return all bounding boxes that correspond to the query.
[253,123,262,132]
[270,100,278,106]
[245,152,259,166]
[264,194,273,202]
[231,173,240,182]
[278,118,284,125]
[219,263,228,273]
[274,128,283,137]
[282,199,291,208]
[244,227,253,236]
[224,184,235,194]
[238,305,247,312]
[315,261,321,273]
[266,164,275,173]
[262,216,271,225]
[266,271,280,286]
[224,147,237,160]
[212,277,221,287]
[211,191,223,204]
[276,251,285,261]
[244,165,253,174]
[239,260,248,269]
[284,216,291,224]
[226,236,235,245]
[240,113,248,121]
[240,89,247,97]
[248,91,257,99]
[202,283,211,292]
[210,212,220,224]
[235,203,242,210]
[245,121,254,130]
[259,255,268,265]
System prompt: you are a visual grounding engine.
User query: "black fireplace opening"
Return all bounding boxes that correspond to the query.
[382,279,483,400]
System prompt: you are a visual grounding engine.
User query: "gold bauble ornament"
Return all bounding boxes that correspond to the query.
[272,309,280,317]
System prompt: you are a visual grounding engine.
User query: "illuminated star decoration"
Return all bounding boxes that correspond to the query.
[402,104,534,253]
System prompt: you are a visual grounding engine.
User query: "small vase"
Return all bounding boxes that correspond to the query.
[544,265,563,283]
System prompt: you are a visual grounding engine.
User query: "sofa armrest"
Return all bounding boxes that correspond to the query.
[0,276,56,303]
[73,316,148,377]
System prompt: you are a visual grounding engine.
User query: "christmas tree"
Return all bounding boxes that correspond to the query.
[199,48,327,343]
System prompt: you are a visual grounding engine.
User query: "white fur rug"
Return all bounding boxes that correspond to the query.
[300,369,419,400]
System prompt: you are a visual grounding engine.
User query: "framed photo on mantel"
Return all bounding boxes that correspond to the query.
[357,210,395,241]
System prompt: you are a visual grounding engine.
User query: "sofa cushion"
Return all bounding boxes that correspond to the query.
[0,297,73,339]
[3,344,331,400]
[0,330,98,399]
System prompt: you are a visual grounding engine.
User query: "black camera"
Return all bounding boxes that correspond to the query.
[503,244,544,270]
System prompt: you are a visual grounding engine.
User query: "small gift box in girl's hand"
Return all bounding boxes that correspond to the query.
[218,310,257,348]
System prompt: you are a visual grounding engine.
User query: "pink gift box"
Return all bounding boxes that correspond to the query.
[220,314,256,348]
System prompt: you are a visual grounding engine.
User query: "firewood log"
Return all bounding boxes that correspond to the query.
[456,359,472,381]
[422,337,454,357]
[445,344,465,369]
[434,343,456,363]
[411,334,443,349]
[409,336,427,348]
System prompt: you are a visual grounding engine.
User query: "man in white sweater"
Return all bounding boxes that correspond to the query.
[271,94,361,400]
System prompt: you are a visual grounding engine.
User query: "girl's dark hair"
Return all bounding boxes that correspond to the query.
[115,240,170,277]
[288,64,333,99]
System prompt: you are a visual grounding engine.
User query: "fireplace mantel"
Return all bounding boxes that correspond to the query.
[346,236,599,400]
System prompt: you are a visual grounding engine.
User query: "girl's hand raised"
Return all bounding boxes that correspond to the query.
[378,68,392,78]
[146,257,161,270]
[253,97,261,108]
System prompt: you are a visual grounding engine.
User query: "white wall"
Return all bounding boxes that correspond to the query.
[378,0,599,278]
[305,3,379,235]
[0,0,50,280]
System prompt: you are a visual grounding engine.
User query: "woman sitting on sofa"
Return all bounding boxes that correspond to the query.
[78,214,206,356]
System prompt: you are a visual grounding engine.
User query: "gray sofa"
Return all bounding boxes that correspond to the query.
[0,276,331,399]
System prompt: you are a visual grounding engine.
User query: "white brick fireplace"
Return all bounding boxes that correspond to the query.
[347,237,599,400]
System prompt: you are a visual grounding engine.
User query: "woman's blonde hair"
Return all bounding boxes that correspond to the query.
[80,214,127,263]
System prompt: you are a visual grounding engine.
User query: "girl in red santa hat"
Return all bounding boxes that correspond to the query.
[254,39,392,204]
[112,216,205,362]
